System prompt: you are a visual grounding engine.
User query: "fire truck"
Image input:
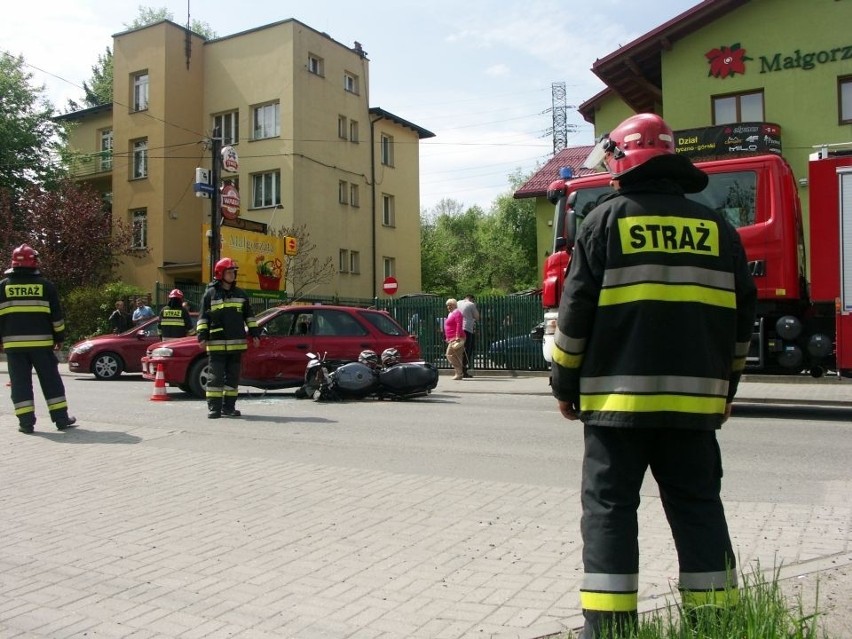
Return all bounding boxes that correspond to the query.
[540,142,852,377]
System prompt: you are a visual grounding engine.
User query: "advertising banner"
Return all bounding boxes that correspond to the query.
[674,122,782,159]
[202,224,287,297]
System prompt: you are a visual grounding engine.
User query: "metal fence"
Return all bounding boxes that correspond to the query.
[155,284,548,371]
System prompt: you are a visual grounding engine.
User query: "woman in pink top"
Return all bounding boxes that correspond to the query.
[444,298,466,380]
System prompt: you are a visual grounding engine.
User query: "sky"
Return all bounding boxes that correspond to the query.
[2,0,700,212]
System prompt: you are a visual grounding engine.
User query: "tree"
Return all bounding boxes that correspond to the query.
[0,54,67,206]
[66,48,113,111]
[66,6,217,112]
[273,224,336,300]
[0,180,137,296]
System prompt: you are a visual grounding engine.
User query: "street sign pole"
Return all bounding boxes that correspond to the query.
[209,127,222,280]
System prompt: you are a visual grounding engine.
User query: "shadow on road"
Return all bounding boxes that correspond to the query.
[733,403,852,422]
[29,429,143,444]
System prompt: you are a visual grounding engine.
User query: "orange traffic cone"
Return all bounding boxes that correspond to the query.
[150,363,170,401]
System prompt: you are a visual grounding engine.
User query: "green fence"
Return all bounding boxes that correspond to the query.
[155,284,548,371]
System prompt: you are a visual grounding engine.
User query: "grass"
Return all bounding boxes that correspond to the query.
[556,566,831,639]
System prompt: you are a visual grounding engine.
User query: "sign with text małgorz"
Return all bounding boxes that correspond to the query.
[202,224,287,293]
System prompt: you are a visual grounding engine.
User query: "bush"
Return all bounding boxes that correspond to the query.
[63,282,145,345]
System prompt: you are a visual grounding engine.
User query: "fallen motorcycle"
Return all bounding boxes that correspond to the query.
[295,351,438,401]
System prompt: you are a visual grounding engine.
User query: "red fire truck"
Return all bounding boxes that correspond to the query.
[540,142,852,377]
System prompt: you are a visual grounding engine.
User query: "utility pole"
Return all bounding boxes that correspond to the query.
[209,127,222,279]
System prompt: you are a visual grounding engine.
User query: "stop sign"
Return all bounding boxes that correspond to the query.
[382,276,398,295]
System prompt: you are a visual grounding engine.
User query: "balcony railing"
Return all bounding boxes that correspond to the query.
[68,152,113,178]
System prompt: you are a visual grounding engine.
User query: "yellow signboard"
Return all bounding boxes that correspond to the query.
[202,224,287,293]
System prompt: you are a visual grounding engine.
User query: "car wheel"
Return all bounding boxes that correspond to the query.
[187,358,211,399]
[92,352,124,380]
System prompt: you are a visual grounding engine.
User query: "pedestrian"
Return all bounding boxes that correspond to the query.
[108,299,130,334]
[456,293,480,378]
[196,257,260,419]
[132,297,155,325]
[443,298,465,380]
[551,113,757,638]
[157,288,194,340]
[0,244,77,433]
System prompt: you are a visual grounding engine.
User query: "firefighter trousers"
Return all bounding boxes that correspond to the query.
[206,351,243,412]
[579,425,737,638]
[6,349,71,427]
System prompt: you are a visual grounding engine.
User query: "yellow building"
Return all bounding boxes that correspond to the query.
[59,19,433,299]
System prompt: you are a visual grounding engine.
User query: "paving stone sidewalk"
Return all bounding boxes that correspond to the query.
[0,368,849,638]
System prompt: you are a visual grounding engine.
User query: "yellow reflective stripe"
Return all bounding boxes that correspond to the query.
[4,340,55,348]
[582,393,726,414]
[580,591,638,613]
[599,283,736,308]
[732,356,746,372]
[46,399,68,411]
[681,587,740,608]
[0,306,51,315]
[553,345,583,369]
[15,406,36,416]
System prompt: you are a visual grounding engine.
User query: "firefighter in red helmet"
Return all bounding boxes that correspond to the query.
[195,257,260,418]
[552,113,757,637]
[157,288,194,340]
[0,244,77,433]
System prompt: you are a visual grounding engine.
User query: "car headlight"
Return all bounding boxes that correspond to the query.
[150,347,175,357]
[71,342,94,355]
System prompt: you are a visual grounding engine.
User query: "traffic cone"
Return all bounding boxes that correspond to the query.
[149,364,170,401]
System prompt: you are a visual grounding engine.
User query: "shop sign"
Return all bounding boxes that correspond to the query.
[674,122,782,159]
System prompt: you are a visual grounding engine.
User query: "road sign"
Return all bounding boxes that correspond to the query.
[382,276,398,295]
[284,236,298,256]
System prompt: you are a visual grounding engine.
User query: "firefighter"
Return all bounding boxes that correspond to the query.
[551,114,757,638]
[196,258,260,419]
[0,244,77,433]
[157,288,194,340]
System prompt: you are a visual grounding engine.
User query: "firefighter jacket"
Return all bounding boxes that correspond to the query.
[196,282,259,352]
[0,268,66,350]
[158,303,194,339]
[551,179,757,430]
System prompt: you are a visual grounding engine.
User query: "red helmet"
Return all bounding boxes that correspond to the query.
[168,288,184,300]
[214,257,238,280]
[585,113,676,179]
[10,244,39,269]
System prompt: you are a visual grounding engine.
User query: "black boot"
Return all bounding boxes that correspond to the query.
[18,417,36,434]
[222,398,241,417]
[208,399,222,419]
[55,416,77,431]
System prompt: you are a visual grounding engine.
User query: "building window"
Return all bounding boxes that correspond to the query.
[338,115,348,139]
[383,257,395,278]
[712,90,764,124]
[214,110,239,145]
[308,54,324,76]
[132,138,148,179]
[251,170,280,208]
[131,209,148,249]
[344,72,359,94]
[382,194,395,227]
[350,251,360,274]
[381,134,394,166]
[338,180,349,204]
[99,129,113,171]
[349,120,359,143]
[350,184,360,208]
[840,75,852,125]
[252,102,280,139]
[133,72,149,111]
[339,249,349,273]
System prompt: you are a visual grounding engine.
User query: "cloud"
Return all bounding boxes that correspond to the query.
[485,64,511,77]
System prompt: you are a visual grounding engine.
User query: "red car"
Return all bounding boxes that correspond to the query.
[141,304,421,397]
[67,314,197,380]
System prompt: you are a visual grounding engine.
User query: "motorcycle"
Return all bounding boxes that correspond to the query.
[295,352,438,401]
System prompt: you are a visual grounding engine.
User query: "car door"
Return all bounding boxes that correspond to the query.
[312,308,375,363]
[243,309,316,384]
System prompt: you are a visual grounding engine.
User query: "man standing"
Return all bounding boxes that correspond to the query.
[132,297,155,325]
[456,294,480,378]
[551,114,756,638]
[108,300,130,334]
[196,258,260,419]
[0,244,77,433]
